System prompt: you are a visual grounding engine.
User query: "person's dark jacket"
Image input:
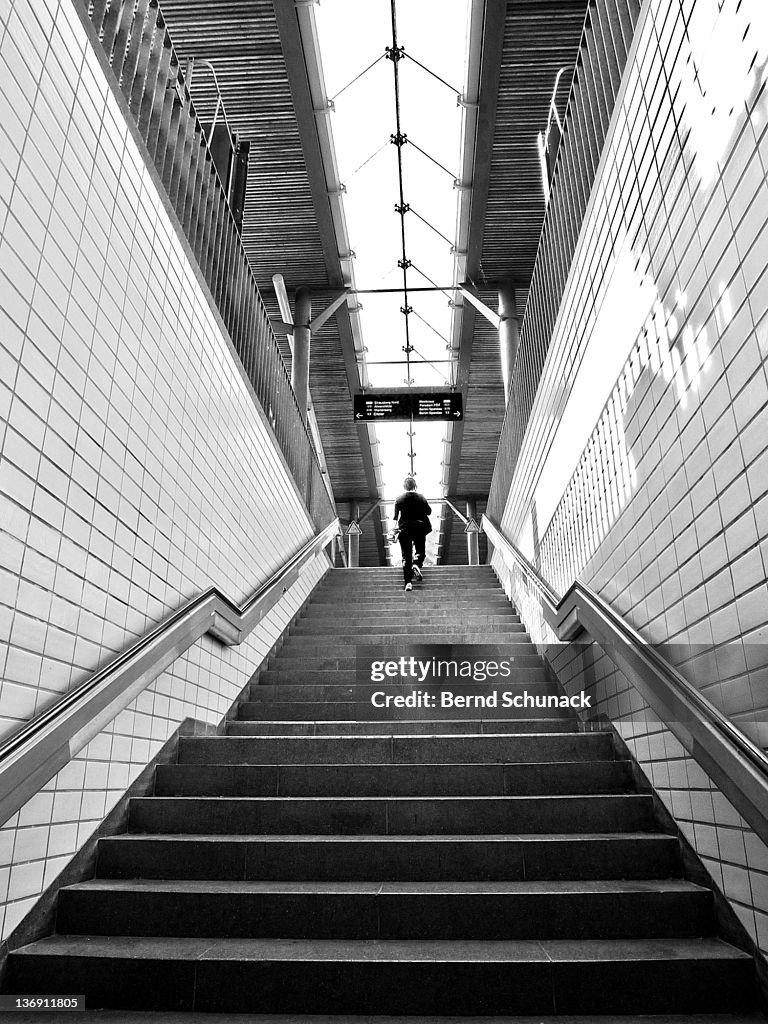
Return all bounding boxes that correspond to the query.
[394,491,432,535]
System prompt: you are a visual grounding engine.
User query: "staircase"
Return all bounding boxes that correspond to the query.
[4,566,764,1020]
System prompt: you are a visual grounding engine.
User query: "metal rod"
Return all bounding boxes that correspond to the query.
[411,308,451,345]
[403,50,462,96]
[329,51,387,102]
[410,263,454,301]
[347,139,390,179]
[408,206,453,246]
[389,0,412,385]
[410,346,451,381]
[407,138,458,180]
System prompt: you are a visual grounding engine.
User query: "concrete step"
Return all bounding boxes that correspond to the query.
[6,936,753,1014]
[224,719,579,737]
[223,720,579,737]
[311,588,511,599]
[57,878,713,940]
[319,573,499,581]
[325,574,500,579]
[301,609,521,621]
[317,585,505,590]
[154,760,634,797]
[127,794,656,835]
[235,701,574,722]
[318,572,499,580]
[315,587,508,597]
[296,616,523,630]
[9,1011,766,1024]
[322,569,498,577]
[246,681,558,701]
[96,832,683,882]
[309,597,513,607]
[259,662,550,680]
[179,731,611,765]
[269,645,545,663]
[282,632,533,644]
[290,622,529,636]
[258,663,545,684]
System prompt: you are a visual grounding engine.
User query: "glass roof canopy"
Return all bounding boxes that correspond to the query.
[314,1,471,563]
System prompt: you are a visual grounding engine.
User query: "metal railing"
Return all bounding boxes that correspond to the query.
[483,514,768,850]
[81,0,335,530]
[0,519,339,829]
[487,0,642,521]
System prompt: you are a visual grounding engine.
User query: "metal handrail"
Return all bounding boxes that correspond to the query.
[483,513,768,848]
[0,520,339,829]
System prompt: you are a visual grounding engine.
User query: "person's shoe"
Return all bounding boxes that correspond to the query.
[412,565,423,581]
[404,582,412,592]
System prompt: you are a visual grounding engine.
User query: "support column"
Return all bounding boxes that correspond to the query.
[348,501,361,568]
[498,283,519,400]
[292,287,312,422]
[466,497,479,566]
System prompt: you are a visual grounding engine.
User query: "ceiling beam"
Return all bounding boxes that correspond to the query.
[446,0,507,498]
[272,1,385,564]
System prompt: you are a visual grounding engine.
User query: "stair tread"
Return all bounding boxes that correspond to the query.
[103,831,669,843]
[68,878,703,895]
[8,1013,764,1024]
[222,721,582,736]
[133,794,649,803]
[222,726,581,736]
[219,723,583,731]
[162,758,628,768]
[15,935,747,963]
[228,723,578,730]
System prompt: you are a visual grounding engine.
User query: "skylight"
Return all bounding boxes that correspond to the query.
[314,0,471,563]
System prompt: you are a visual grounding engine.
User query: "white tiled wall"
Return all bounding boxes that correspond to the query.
[492,0,768,957]
[0,0,330,939]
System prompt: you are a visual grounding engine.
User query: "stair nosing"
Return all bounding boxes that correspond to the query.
[13,935,749,963]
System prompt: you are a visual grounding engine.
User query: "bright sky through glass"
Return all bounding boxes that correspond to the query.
[314,1,470,562]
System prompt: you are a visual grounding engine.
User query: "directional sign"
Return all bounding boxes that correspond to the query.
[354,392,463,422]
[412,393,463,420]
[353,394,412,421]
